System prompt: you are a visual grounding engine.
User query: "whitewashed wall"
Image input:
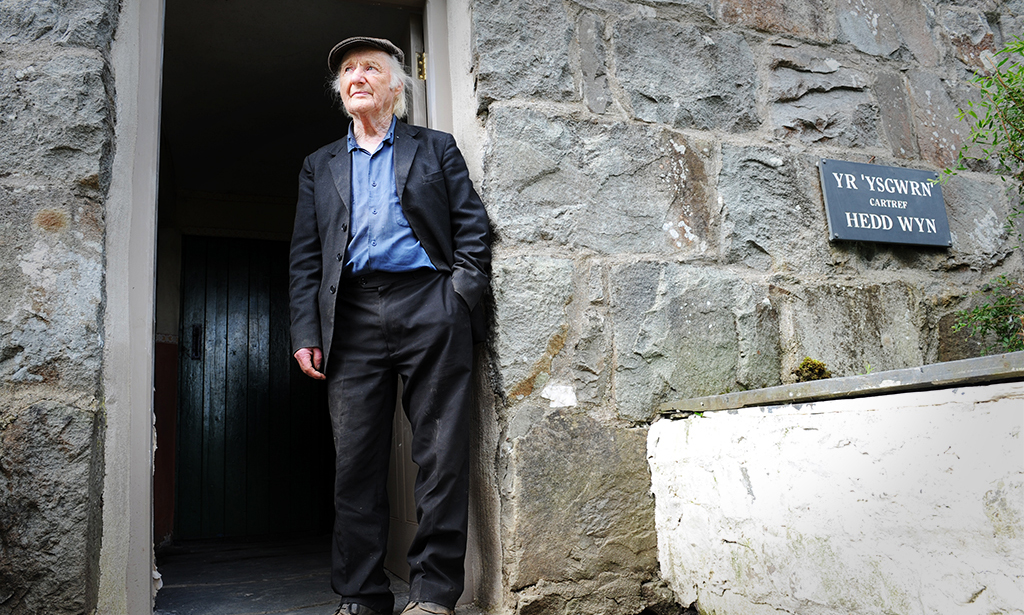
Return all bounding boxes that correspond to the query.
[648,381,1024,615]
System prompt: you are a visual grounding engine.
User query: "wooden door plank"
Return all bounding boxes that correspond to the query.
[290,359,314,533]
[268,249,293,530]
[311,374,333,531]
[246,242,272,536]
[224,239,250,536]
[176,236,207,539]
[385,389,417,581]
[201,238,229,537]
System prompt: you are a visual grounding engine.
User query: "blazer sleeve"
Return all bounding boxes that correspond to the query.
[288,154,323,353]
[441,133,491,310]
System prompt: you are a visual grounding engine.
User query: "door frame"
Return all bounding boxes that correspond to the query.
[98,0,163,610]
[99,0,464,612]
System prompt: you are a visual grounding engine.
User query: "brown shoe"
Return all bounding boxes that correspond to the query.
[401,601,454,615]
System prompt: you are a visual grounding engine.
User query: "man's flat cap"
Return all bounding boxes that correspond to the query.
[328,36,404,73]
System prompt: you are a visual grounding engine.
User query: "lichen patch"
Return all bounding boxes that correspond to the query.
[33,209,68,233]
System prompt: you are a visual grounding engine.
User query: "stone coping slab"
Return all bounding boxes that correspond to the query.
[658,351,1024,416]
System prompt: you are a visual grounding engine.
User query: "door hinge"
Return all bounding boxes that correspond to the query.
[416,52,427,81]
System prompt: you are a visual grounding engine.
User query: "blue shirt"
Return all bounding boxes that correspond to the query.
[344,117,435,275]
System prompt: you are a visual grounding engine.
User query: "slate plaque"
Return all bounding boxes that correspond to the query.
[819,158,951,247]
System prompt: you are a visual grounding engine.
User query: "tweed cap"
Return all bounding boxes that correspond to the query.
[327,36,404,73]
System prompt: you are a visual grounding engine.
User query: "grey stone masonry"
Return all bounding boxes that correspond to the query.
[0,0,117,613]
[474,0,1023,612]
[473,0,577,106]
[500,411,656,603]
[614,19,759,131]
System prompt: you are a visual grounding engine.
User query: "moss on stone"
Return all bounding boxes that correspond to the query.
[793,357,832,382]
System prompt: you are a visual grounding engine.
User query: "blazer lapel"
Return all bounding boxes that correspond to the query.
[393,121,419,199]
[328,141,351,211]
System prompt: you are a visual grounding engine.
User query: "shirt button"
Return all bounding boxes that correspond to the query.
[372,209,377,215]
[336,253,342,261]
[371,240,377,247]
[372,182,377,187]
[329,285,336,294]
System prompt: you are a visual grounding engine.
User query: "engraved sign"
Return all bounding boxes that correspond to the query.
[818,158,952,247]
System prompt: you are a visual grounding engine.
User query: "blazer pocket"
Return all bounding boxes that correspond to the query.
[421,170,444,184]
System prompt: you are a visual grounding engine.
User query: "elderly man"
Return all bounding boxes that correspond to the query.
[288,37,490,615]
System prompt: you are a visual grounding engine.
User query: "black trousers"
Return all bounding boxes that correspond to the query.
[326,270,472,614]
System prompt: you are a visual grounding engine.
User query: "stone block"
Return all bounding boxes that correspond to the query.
[719,0,835,42]
[610,262,780,421]
[1000,0,1024,42]
[945,0,1001,9]
[503,411,656,596]
[838,0,901,57]
[473,0,575,105]
[941,7,997,70]
[613,19,759,132]
[630,0,715,14]
[0,51,111,185]
[0,0,56,42]
[648,381,1024,615]
[941,173,1015,270]
[571,306,611,405]
[874,71,919,159]
[0,0,119,48]
[0,402,100,615]
[491,256,575,400]
[514,573,671,615]
[0,181,104,388]
[895,0,941,67]
[906,70,967,167]
[483,106,717,256]
[768,44,878,146]
[568,0,638,16]
[772,90,879,146]
[719,146,832,272]
[776,279,927,379]
[573,0,716,21]
[936,310,985,362]
[768,43,869,103]
[836,0,939,65]
[577,13,611,114]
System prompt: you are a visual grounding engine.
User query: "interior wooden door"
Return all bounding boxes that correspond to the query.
[381,12,429,582]
[175,235,334,539]
[386,381,419,580]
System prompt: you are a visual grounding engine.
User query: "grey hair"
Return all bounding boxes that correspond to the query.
[331,52,413,119]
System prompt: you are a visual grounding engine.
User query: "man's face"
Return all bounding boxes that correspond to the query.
[338,48,398,119]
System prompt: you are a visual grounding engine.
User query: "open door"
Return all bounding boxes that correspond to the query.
[175,236,333,539]
[382,14,431,581]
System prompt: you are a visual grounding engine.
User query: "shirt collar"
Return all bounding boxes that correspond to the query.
[347,115,398,153]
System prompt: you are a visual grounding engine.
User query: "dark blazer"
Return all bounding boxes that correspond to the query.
[288,120,491,367]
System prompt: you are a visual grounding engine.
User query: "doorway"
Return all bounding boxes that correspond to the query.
[152,0,432,598]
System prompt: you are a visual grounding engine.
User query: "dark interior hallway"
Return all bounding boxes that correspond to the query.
[154,535,424,615]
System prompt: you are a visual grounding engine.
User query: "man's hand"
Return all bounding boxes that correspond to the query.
[294,347,326,380]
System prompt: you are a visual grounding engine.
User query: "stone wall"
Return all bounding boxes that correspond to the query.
[648,380,1024,614]
[472,0,1023,612]
[0,1,118,613]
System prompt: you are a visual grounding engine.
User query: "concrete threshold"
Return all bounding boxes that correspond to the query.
[659,351,1024,416]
